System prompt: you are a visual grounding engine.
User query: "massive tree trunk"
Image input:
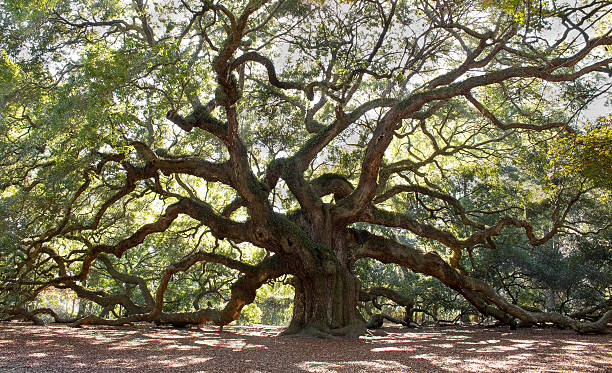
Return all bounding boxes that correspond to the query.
[281,209,366,337]
[286,263,364,337]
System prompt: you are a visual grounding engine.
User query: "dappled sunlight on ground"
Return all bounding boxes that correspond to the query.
[0,322,609,372]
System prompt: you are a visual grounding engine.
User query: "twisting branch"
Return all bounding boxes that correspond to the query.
[464,92,571,131]
[229,52,316,100]
[356,231,612,333]
[361,195,580,268]
[360,287,414,309]
[374,184,485,229]
[71,253,287,327]
[132,141,232,185]
[333,34,612,224]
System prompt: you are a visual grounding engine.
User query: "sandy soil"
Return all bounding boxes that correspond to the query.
[0,322,610,372]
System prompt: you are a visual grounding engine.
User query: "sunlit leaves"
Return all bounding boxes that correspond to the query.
[549,120,612,188]
[482,0,553,24]
[3,0,57,20]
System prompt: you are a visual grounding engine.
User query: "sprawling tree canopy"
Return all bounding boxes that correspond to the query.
[1,0,611,336]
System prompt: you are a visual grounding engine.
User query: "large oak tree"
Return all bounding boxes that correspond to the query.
[1,0,611,336]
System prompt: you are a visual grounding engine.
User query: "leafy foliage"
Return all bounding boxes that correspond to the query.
[549,121,612,188]
[0,0,610,334]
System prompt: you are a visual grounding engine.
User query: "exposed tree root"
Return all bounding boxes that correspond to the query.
[281,321,367,338]
[1,307,82,326]
[366,313,411,329]
[2,308,44,326]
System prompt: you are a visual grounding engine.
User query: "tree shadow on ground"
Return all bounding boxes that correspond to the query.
[0,322,610,372]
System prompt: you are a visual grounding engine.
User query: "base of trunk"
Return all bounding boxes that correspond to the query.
[281,321,367,338]
[285,271,365,337]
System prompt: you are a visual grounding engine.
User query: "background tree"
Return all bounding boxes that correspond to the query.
[0,0,611,336]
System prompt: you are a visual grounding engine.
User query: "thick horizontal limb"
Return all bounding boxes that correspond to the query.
[361,202,576,268]
[132,142,232,185]
[70,254,288,327]
[360,287,414,308]
[356,231,612,333]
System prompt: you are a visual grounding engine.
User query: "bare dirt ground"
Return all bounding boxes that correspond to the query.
[0,322,610,372]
